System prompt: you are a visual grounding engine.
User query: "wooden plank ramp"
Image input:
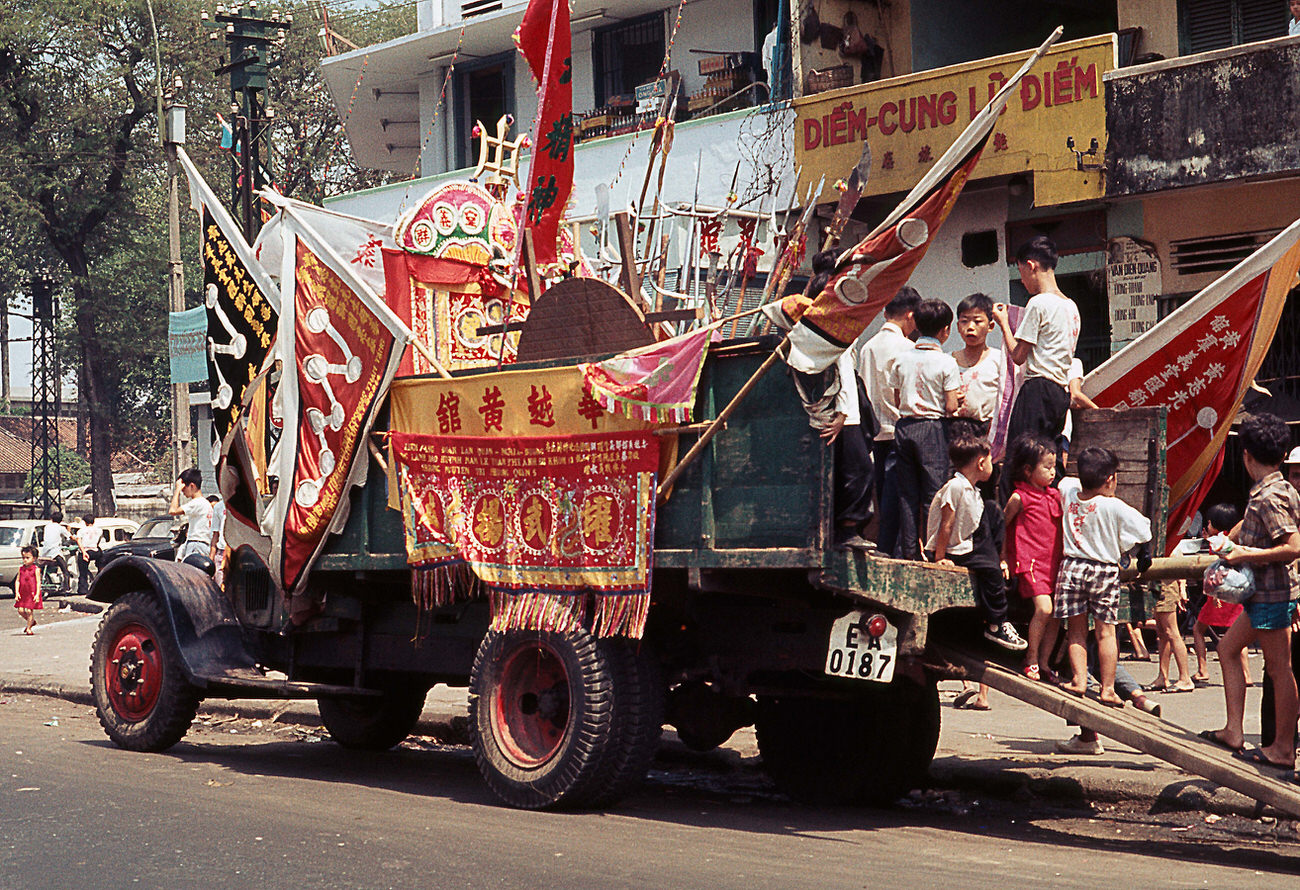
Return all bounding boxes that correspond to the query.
[928,643,1300,818]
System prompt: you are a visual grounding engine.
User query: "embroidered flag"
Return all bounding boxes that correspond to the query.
[176,147,281,456]
[1083,218,1300,551]
[254,192,394,299]
[392,430,660,638]
[269,211,412,597]
[515,0,573,266]
[578,325,716,423]
[780,29,1061,374]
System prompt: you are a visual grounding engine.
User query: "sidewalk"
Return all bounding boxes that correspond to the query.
[0,599,1285,817]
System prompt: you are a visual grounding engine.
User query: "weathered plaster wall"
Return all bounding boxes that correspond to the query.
[1105,39,1300,196]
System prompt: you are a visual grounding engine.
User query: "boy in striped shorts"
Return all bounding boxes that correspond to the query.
[1057,447,1152,705]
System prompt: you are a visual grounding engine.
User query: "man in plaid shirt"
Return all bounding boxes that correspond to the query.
[1204,413,1300,770]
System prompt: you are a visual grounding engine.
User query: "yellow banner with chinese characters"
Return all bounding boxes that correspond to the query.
[795,34,1114,207]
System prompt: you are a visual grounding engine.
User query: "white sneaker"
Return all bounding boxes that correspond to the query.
[1054,734,1104,755]
[984,621,1028,652]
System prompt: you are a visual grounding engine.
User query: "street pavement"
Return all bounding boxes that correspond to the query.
[0,595,1285,817]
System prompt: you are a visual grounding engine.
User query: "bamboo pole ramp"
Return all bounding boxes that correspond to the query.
[928,643,1300,818]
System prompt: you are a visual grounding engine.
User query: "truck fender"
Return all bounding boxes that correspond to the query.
[88,555,257,688]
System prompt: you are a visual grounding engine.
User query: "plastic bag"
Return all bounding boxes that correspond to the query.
[1202,559,1255,605]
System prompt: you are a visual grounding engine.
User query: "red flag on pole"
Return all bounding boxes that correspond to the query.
[779,28,1061,374]
[1083,218,1300,552]
[515,0,573,266]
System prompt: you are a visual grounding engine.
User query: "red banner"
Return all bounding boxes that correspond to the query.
[279,238,402,594]
[1084,220,1300,550]
[515,0,573,266]
[392,430,660,637]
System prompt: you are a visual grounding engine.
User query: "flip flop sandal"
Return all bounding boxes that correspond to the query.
[1167,685,1197,693]
[1197,729,1244,754]
[1023,664,1040,681]
[952,689,977,709]
[1233,748,1295,770]
[1141,682,1171,692]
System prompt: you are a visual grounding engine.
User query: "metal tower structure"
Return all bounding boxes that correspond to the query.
[28,275,60,516]
[206,2,291,243]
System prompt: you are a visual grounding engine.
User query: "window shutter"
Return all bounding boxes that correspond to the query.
[1238,0,1287,42]
[1182,0,1234,53]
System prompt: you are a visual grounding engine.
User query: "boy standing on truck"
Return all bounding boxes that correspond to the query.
[887,299,961,560]
[856,287,920,555]
[925,432,1027,651]
[1056,447,1152,706]
[992,236,1080,496]
[1205,413,1300,769]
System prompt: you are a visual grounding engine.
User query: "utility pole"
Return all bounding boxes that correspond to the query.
[204,1,291,243]
[163,88,191,481]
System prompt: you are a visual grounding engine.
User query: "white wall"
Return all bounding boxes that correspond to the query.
[665,0,759,99]
[908,186,1010,306]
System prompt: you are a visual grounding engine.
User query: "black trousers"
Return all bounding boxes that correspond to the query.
[948,499,1009,626]
[834,422,874,527]
[1001,376,1070,502]
[893,416,951,560]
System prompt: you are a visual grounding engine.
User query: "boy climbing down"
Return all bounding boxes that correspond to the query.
[1056,447,1152,705]
[926,432,1027,652]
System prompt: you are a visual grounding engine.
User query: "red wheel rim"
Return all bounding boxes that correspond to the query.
[491,642,571,768]
[104,622,164,722]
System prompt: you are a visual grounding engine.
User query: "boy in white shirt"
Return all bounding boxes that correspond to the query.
[169,468,213,562]
[887,299,961,560]
[927,433,1027,651]
[992,236,1080,493]
[1056,446,1152,705]
[856,287,920,555]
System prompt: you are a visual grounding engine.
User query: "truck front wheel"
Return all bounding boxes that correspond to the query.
[468,628,615,809]
[318,689,427,751]
[755,676,939,806]
[91,591,201,752]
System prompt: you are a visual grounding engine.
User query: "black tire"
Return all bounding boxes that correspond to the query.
[756,676,940,806]
[585,640,665,807]
[90,591,201,752]
[318,689,428,751]
[468,628,615,809]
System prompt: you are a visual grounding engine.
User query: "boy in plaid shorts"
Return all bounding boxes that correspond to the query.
[1056,447,1152,705]
[1204,413,1300,769]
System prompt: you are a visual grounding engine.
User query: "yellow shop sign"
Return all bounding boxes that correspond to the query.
[795,34,1114,207]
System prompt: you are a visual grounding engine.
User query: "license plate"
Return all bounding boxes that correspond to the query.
[824,610,897,683]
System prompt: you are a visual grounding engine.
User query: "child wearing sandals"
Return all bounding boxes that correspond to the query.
[1002,434,1064,683]
[1057,447,1152,706]
[14,545,41,634]
[1190,503,1251,687]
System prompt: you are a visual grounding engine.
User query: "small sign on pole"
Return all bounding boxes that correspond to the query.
[1106,235,1161,344]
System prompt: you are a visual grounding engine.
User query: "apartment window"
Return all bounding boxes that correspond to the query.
[454,53,515,169]
[592,13,665,106]
[1179,0,1288,54]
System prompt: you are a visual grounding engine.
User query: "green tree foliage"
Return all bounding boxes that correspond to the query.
[0,0,414,513]
[25,444,91,494]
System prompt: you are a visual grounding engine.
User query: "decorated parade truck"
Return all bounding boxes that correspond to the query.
[85,22,1300,815]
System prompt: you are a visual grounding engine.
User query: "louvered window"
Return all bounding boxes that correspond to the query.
[1179,0,1288,54]
[1168,229,1281,275]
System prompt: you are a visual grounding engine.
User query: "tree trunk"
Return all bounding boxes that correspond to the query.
[60,247,115,517]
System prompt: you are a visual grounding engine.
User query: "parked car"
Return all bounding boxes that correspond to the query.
[94,514,180,569]
[0,520,47,592]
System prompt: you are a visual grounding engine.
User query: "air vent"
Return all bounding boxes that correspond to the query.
[462,0,502,17]
[1169,229,1280,276]
[244,564,271,613]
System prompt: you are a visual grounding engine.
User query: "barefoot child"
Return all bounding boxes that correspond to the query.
[14,545,41,635]
[1057,447,1152,706]
[1002,435,1063,681]
[926,432,1027,652]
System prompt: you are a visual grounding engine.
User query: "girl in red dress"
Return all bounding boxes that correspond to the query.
[14,545,41,635]
[1003,435,1064,681]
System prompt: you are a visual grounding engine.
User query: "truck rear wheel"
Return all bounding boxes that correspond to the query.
[585,640,664,807]
[468,628,615,809]
[318,689,427,751]
[755,677,939,806]
[91,591,201,752]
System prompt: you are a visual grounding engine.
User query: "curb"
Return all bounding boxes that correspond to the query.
[930,757,1278,820]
